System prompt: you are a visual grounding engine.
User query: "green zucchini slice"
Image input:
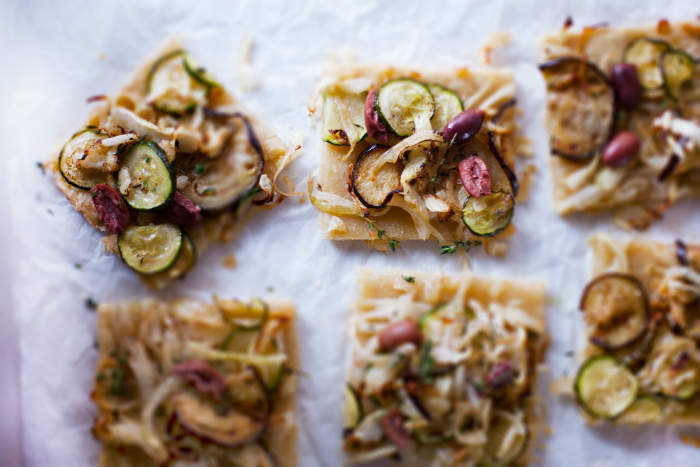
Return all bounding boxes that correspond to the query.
[480,410,529,467]
[344,384,363,431]
[376,78,435,137]
[321,91,367,146]
[580,273,649,351]
[118,141,174,210]
[427,83,463,131]
[182,52,220,88]
[351,144,401,209]
[117,224,183,274]
[623,38,671,91]
[146,49,206,115]
[150,230,196,281]
[575,355,638,418]
[617,397,663,424]
[660,49,696,101]
[58,129,113,190]
[462,190,514,237]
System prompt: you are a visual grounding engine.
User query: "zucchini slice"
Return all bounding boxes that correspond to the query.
[480,410,529,467]
[150,230,196,280]
[146,49,206,115]
[118,141,174,210]
[177,116,264,211]
[462,191,514,237]
[117,223,183,274]
[539,57,614,161]
[580,273,649,351]
[351,144,401,209]
[321,91,367,146]
[575,355,638,418]
[58,129,113,190]
[660,49,696,101]
[427,83,463,132]
[617,397,663,424]
[344,384,363,432]
[623,37,671,91]
[182,52,220,88]
[376,78,435,137]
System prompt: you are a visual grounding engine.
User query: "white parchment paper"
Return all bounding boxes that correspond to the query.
[1,0,699,465]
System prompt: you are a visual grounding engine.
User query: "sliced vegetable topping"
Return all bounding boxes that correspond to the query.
[575,355,638,418]
[376,78,435,137]
[146,49,206,115]
[539,57,614,161]
[443,109,484,145]
[378,319,422,351]
[351,144,401,209]
[601,131,640,167]
[462,191,514,237]
[344,384,363,432]
[580,273,649,350]
[151,231,196,280]
[182,52,220,88]
[646,336,700,400]
[458,155,491,197]
[178,113,264,211]
[623,37,671,91]
[322,90,367,145]
[660,49,696,101]
[90,184,130,234]
[610,63,642,110]
[427,83,463,132]
[118,140,174,210]
[617,397,663,424]
[117,223,183,274]
[58,129,113,189]
[163,191,203,226]
[364,88,390,143]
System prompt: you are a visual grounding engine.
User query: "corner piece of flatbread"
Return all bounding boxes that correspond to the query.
[92,296,298,466]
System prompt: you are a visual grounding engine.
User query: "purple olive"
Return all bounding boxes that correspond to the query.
[378,319,421,351]
[610,63,642,110]
[443,109,485,144]
[602,131,640,167]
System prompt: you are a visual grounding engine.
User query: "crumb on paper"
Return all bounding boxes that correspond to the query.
[98,52,107,61]
[680,434,700,448]
[479,32,511,65]
[237,34,260,92]
[516,163,537,203]
[221,253,237,269]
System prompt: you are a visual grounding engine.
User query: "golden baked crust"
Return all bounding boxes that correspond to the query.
[344,268,547,466]
[92,296,298,466]
[574,234,700,425]
[313,63,521,254]
[540,21,700,226]
[49,39,293,289]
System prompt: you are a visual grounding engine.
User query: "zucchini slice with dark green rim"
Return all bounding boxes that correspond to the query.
[351,144,401,209]
[617,397,663,424]
[376,78,435,137]
[623,37,671,91]
[462,191,514,237]
[480,411,529,467]
[58,129,113,190]
[427,83,463,132]
[230,298,269,331]
[146,49,205,115]
[575,355,638,418]
[344,384,363,432]
[177,113,264,211]
[118,140,174,210]
[580,273,649,351]
[660,49,696,101]
[117,223,183,274]
[321,91,367,146]
[182,52,220,88]
[539,57,614,161]
[149,230,196,280]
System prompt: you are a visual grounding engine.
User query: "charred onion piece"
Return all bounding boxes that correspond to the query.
[177,109,264,211]
[380,410,413,449]
[675,238,688,266]
[172,392,264,447]
[172,360,226,400]
[539,57,615,161]
[226,366,272,418]
[350,144,401,209]
[580,273,649,350]
[487,131,519,197]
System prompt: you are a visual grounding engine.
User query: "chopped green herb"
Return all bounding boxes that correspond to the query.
[464,306,476,320]
[144,156,151,163]
[96,372,105,383]
[419,339,435,383]
[85,297,98,311]
[377,230,385,239]
[194,163,208,175]
[74,262,83,269]
[266,286,275,293]
[389,239,399,252]
[201,187,216,196]
[36,161,45,173]
[402,275,416,283]
[440,240,482,255]
[440,244,458,255]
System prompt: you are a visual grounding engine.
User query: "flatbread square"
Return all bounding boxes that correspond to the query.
[92,296,298,466]
[343,268,547,466]
[539,21,700,227]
